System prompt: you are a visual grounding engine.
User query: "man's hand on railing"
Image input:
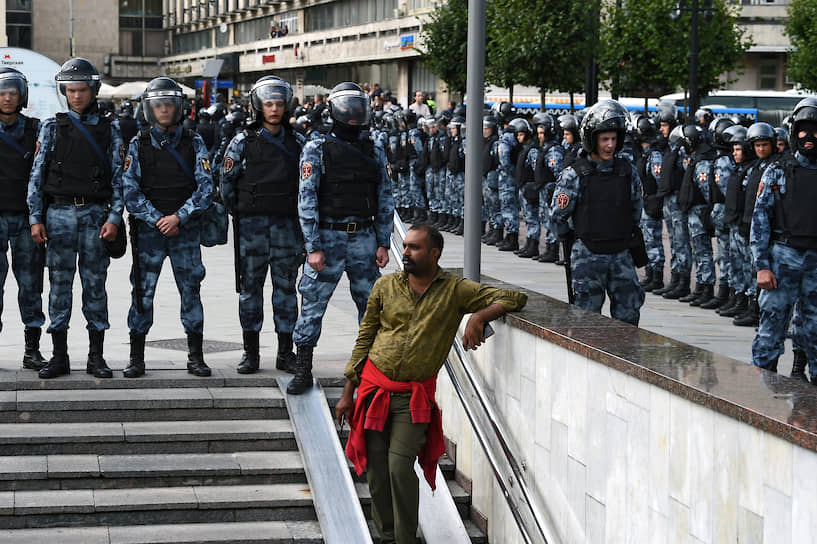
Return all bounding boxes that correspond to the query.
[335,380,356,427]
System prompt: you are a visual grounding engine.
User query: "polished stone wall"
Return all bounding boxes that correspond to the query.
[435,287,817,543]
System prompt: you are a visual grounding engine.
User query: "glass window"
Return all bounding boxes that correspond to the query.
[173,29,213,54]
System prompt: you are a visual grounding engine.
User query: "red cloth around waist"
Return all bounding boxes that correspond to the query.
[344,358,445,490]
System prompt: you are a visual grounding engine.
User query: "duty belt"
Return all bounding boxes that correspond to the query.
[318,218,374,233]
[49,195,106,207]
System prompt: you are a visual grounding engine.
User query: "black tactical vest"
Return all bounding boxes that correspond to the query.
[138,130,196,216]
[708,153,729,205]
[741,156,776,234]
[724,162,750,225]
[394,130,410,173]
[448,136,464,174]
[514,142,536,188]
[318,137,380,219]
[657,147,684,196]
[118,116,138,146]
[44,113,113,201]
[236,129,301,217]
[563,143,579,168]
[0,116,38,213]
[534,142,558,186]
[772,156,817,249]
[482,136,498,176]
[197,122,216,150]
[429,135,444,172]
[573,157,635,254]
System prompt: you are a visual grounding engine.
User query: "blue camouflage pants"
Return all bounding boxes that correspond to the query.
[0,212,45,332]
[518,187,540,239]
[571,239,645,326]
[128,219,205,335]
[540,184,557,244]
[447,172,464,218]
[429,169,445,214]
[45,203,111,333]
[238,215,304,333]
[752,243,817,370]
[788,302,817,378]
[664,193,691,275]
[498,171,519,233]
[728,225,752,295]
[687,204,715,285]
[390,173,402,210]
[482,171,501,227]
[710,204,730,286]
[397,172,411,210]
[408,162,426,210]
[426,169,439,213]
[640,210,665,271]
[293,226,380,347]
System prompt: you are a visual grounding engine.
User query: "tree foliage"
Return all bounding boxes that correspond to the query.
[786,0,817,91]
[418,0,470,96]
[598,0,752,99]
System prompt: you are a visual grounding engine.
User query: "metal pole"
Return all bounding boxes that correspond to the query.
[142,0,147,58]
[69,0,75,57]
[463,0,485,282]
[689,0,699,122]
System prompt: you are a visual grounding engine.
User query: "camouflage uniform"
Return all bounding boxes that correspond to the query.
[640,148,665,271]
[551,154,645,326]
[221,126,305,334]
[28,110,124,333]
[122,126,213,335]
[292,133,393,348]
[497,131,519,234]
[664,146,692,276]
[710,153,736,287]
[408,127,426,210]
[446,136,465,219]
[538,142,565,245]
[687,156,716,286]
[517,143,541,239]
[483,136,501,229]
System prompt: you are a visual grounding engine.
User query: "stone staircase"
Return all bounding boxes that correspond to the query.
[0,369,487,543]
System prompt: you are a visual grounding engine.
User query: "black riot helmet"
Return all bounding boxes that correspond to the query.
[656,104,679,128]
[229,102,243,114]
[789,97,817,151]
[723,125,752,161]
[197,109,210,122]
[579,99,628,153]
[668,125,684,146]
[292,114,312,135]
[532,112,556,140]
[249,75,293,123]
[449,115,466,137]
[142,77,185,128]
[508,117,532,140]
[636,116,659,145]
[0,67,28,112]
[490,101,515,125]
[327,82,371,128]
[118,100,134,118]
[557,114,579,140]
[226,110,246,128]
[404,108,418,129]
[695,107,713,127]
[680,125,704,153]
[709,117,735,150]
[483,114,498,135]
[775,127,789,149]
[746,122,776,145]
[55,58,101,98]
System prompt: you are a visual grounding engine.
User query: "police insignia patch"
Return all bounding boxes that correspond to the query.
[123,156,131,172]
[715,173,721,184]
[302,162,313,178]
[224,156,234,174]
[548,157,556,167]
[119,145,126,161]
[652,164,661,177]
[757,181,764,197]
[684,157,691,168]
[201,158,211,173]
[698,172,707,184]
[556,193,570,209]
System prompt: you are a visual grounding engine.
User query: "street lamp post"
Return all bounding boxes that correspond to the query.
[671,0,715,122]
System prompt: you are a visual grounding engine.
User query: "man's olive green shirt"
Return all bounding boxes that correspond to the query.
[345,269,527,385]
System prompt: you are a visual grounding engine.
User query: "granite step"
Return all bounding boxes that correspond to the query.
[0,480,473,530]
[0,420,295,456]
[0,519,488,543]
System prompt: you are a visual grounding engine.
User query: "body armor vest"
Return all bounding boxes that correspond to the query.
[197,122,216,149]
[724,162,749,225]
[318,137,380,219]
[573,157,635,254]
[236,129,301,217]
[772,156,817,249]
[138,130,196,216]
[43,113,113,201]
[741,157,775,235]
[534,142,558,186]
[394,130,410,173]
[118,117,138,146]
[448,136,464,174]
[514,142,536,188]
[0,116,38,213]
[482,136,498,176]
[563,143,579,168]
[657,147,684,196]
[429,135,444,172]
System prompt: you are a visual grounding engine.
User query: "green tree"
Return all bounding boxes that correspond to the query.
[786,0,817,91]
[599,0,751,100]
[418,0,470,97]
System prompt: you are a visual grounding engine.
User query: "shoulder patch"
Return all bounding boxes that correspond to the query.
[556,193,570,209]
[223,156,234,174]
[652,164,661,177]
[123,155,132,172]
[201,158,211,173]
[714,172,720,184]
[698,172,708,184]
[757,180,764,197]
[119,145,126,162]
[302,162,313,178]
[548,157,556,167]
[683,157,691,168]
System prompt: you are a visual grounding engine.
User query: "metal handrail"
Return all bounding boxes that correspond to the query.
[391,215,559,544]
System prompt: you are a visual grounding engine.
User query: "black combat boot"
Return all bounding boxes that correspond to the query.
[664,275,691,300]
[639,266,654,288]
[287,345,314,395]
[438,214,451,231]
[497,233,519,252]
[427,211,438,227]
[716,289,737,315]
[645,268,664,292]
[678,282,703,303]
[517,237,539,258]
[700,283,729,310]
[275,332,297,374]
[791,350,808,381]
[689,284,714,307]
[654,272,679,296]
[86,330,112,378]
[453,218,464,235]
[22,327,46,370]
[721,293,747,318]
[237,330,261,374]
[38,330,70,379]
[124,333,146,378]
[733,296,759,327]
[485,228,503,246]
[186,332,211,377]
[538,242,559,263]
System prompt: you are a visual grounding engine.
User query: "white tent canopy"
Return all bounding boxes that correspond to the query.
[103,80,196,100]
[97,82,118,100]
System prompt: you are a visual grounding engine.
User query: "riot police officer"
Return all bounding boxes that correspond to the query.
[511,117,540,258]
[221,76,305,375]
[121,77,213,378]
[117,100,139,145]
[493,102,520,251]
[196,109,218,158]
[558,114,580,168]
[290,82,393,395]
[445,116,466,235]
[635,116,666,291]
[29,58,124,379]
[0,68,46,370]
[533,113,565,262]
[751,97,817,378]
[481,115,503,245]
[550,99,645,326]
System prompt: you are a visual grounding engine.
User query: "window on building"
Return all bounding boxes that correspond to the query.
[173,29,213,54]
[759,63,778,90]
[409,0,435,11]
[7,0,32,49]
[306,0,397,33]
